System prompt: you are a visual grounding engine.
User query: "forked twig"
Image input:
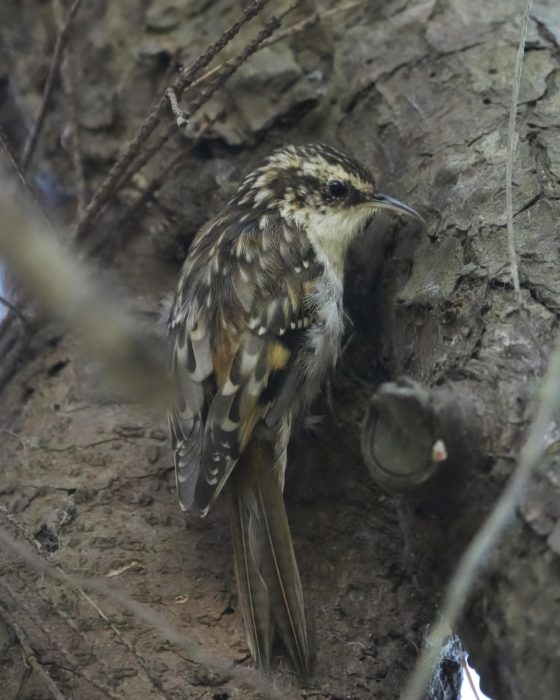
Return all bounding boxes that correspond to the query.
[72,0,275,241]
[75,0,312,247]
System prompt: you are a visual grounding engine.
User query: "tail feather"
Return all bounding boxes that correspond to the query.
[228,439,310,677]
[228,482,273,670]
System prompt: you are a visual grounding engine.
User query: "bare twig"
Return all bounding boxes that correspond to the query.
[259,0,361,50]
[505,0,532,304]
[53,0,86,217]
[112,124,175,199]
[0,602,66,700]
[402,328,560,700]
[20,0,82,172]
[75,0,305,250]
[72,0,274,241]
[169,1,362,108]
[461,655,482,700]
[0,126,55,231]
[173,12,281,118]
[0,294,29,327]
[0,524,289,700]
[112,111,223,249]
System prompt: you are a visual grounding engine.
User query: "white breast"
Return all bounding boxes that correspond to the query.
[301,261,344,402]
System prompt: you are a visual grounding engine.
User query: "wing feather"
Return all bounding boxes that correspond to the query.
[169,215,322,515]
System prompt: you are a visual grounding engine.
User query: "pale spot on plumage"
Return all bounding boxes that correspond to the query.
[253,188,272,205]
[222,378,239,395]
[221,416,241,431]
[190,321,206,341]
[259,215,271,231]
[239,267,250,283]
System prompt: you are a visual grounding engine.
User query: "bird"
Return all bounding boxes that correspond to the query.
[167,143,422,677]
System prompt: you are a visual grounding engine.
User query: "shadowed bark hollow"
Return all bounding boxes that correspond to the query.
[1,1,559,699]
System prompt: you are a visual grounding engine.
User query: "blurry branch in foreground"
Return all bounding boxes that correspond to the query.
[0,178,172,406]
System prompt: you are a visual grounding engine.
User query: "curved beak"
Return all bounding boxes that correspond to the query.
[370,193,425,225]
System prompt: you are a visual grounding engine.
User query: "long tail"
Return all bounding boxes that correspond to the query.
[227,438,310,677]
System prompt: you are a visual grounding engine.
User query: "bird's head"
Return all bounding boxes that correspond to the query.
[231,143,423,272]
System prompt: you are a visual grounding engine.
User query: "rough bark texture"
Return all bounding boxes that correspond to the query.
[1,1,559,699]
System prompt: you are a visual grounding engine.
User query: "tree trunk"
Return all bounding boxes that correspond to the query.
[1,1,559,699]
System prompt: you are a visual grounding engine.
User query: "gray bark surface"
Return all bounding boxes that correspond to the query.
[0,1,559,698]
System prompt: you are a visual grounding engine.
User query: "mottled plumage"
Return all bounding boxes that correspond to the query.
[168,143,421,676]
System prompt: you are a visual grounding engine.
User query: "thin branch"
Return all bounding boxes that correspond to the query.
[163,1,361,116]
[20,0,83,172]
[253,0,361,51]
[0,125,56,231]
[0,524,289,700]
[72,0,275,242]
[111,111,224,252]
[402,328,560,700]
[76,0,309,249]
[0,602,66,700]
[461,655,482,700]
[53,0,87,217]
[0,294,29,327]
[505,0,531,304]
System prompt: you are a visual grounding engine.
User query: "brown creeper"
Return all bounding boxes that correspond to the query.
[168,143,421,676]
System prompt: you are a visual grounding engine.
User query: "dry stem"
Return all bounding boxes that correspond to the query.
[53,0,86,217]
[505,0,532,304]
[72,0,275,242]
[20,0,82,172]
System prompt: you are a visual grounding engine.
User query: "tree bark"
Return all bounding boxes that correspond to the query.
[1,1,559,699]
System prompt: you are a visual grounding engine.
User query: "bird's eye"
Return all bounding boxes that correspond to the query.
[328,179,348,199]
